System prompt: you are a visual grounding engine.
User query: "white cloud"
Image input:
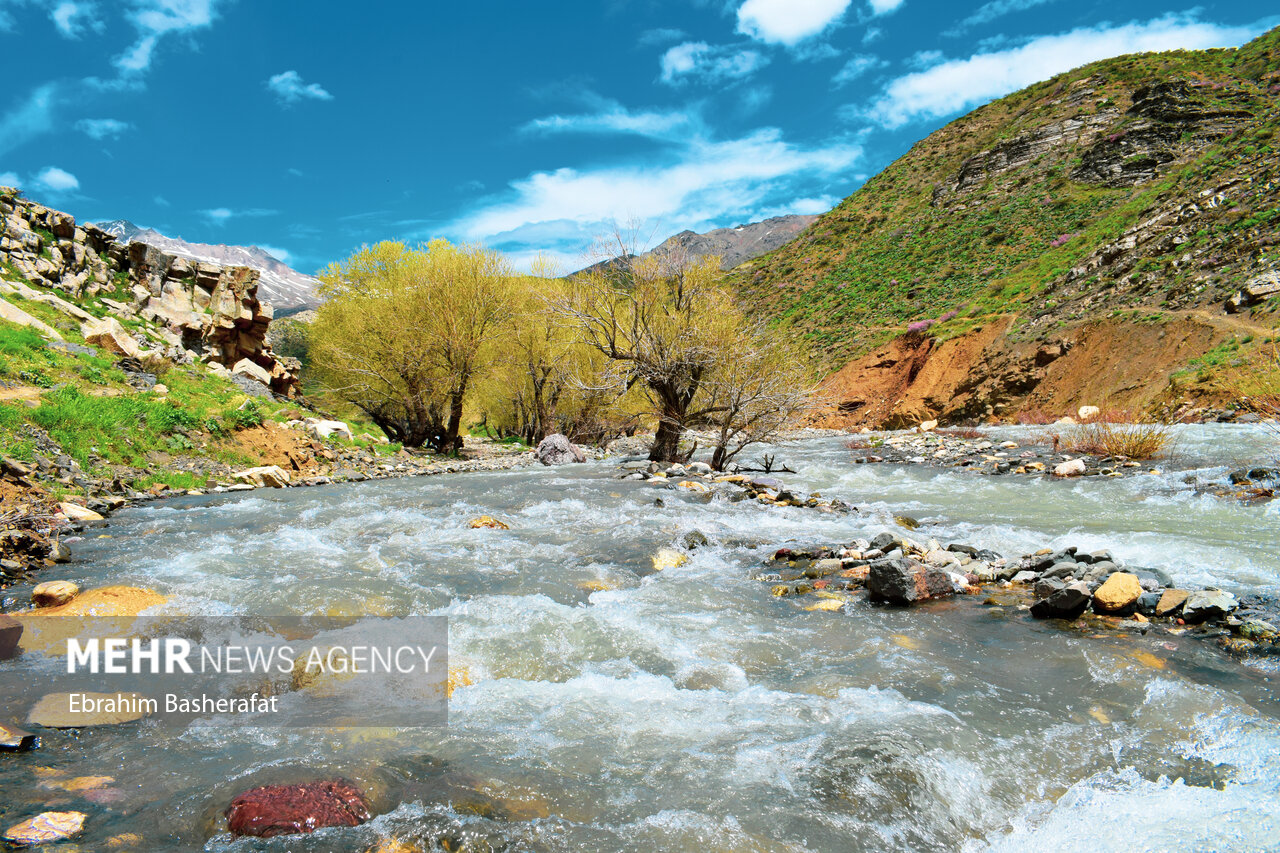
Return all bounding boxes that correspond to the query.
[868,14,1268,128]
[0,172,20,187]
[867,0,904,16]
[200,207,277,224]
[660,42,767,85]
[154,195,170,206]
[267,70,334,104]
[75,117,131,139]
[736,0,851,46]
[524,100,695,140]
[832,53,885,86]
[256,244,291,264]
[638,27,687,46]
[50,1,102,37]
[448,128,861,255]
[34,166,79,192]
[0,83,59,156]
[116,0,220,74]
[950,0,1056,32]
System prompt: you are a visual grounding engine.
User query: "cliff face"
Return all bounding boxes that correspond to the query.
[735,28,1280,424]
[0,188,299,397]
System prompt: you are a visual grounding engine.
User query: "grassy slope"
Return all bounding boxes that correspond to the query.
[0,278,400,498]
[735,28,1280,368]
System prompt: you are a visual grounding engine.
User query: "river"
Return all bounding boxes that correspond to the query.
[2,424,1278,851]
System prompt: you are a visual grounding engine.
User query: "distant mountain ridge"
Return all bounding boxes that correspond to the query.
[93,219,320,312]
[574,214,818,276]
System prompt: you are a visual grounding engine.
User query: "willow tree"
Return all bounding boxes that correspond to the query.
[310,240,512,452]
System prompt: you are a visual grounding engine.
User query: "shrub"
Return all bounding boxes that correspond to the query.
[225,399,264,431]
[1015,408,1059,425]
[1060,421,1172,459]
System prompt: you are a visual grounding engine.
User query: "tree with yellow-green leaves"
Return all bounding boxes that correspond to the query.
[309,240,512,452]
[553,244,819,466]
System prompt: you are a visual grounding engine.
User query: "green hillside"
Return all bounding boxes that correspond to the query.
[735,27,1280,366]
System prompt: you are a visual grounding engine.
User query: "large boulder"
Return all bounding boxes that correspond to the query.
[81,316,140,358]
[867,558,955,605]
[535,433,586,466]
[225,781,370,838]
[1225,271,1280,313]
[31,581,78,608]
[0,297,63,341]
[1092,572,1142,613]
[232,358,273,386]
[305,419,353,441]
[1053,458,1086,478]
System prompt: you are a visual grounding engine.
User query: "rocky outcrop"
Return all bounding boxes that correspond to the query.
[0,187,299,397]
[1226,272,1280,313]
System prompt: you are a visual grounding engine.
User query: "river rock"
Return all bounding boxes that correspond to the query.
[225,780,371,838]
[14,585,168,655]
[28,692,150,727]
[31,580,78,608]
[867,558,954,605]
[58,501,104,522]
[467,516,509,530]
[535,433,586,465]
[1181,590,1238,624]
[1030,583,1092,619]
[233,466,291,488]
[651,548,688,572]
[1053,459,1086,477]
[1078,405,1101,421]
[1093,572,1143,613]
[3,811,86,846]
[0,614,20,660]
[687,462,713,475]
[0,723,37,751]
[1155,589,1190,617]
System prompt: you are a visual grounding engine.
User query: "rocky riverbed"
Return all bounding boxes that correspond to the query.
[0,427,1277,851]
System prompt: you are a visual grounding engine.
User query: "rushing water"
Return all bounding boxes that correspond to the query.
[2,425,1279,852]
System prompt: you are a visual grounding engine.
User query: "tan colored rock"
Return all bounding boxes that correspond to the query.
[3,811,86,846]
[31,580,78,608]
[14,585,169,656]
[1093,572,1142,612]
[233,466,291,488]
[152,383,169,395]
[81,315,140,357]
[232,357,273,386]
[1155,588,1190,617]
[919,419,938,432]
[0,297,63,340]
[651,548,689,572]
[28,692,150,728]
[1053,459,1086,477]
[58,501,104,522]
[1077,405,1101,422]
[467,516,509,530]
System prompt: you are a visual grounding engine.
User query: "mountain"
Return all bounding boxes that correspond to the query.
[93,220,321,312]
[735,27,1280,426]
[575,214,818,276]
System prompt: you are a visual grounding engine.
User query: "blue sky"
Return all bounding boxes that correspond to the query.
[0,1,1273,273]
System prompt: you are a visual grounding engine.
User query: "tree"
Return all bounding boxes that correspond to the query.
[553,241,816,466]
[309,240,512,452]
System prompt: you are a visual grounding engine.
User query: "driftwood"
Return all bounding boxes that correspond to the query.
[736,454,795,474]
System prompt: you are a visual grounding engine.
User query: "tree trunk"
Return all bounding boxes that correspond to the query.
[649,414,683,463]
[444,389,466,455]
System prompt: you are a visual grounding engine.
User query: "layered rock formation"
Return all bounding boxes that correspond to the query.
[0,188,299,397]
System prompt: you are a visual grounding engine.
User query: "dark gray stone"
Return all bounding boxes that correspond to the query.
[867,558,955,605]
[1182,590,1238,624]
[1030,585,1092,619]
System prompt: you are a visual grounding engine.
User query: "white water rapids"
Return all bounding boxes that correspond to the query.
[1,424,1277,851]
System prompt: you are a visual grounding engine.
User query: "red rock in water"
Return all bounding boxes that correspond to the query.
[226,780,370,838]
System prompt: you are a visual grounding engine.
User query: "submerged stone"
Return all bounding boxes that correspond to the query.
[3,811,86,846]
[225,780,370,838]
